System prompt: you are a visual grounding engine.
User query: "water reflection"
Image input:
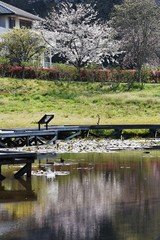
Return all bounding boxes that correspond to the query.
[34,172,121,240]
[1,151,160,239]
[0,178,37,203]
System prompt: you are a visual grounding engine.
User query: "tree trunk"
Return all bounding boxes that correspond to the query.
[136,66,144,89]
[22,65,25,80]
[76,67,81,81]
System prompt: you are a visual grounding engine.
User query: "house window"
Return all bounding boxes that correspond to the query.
[20,20,32,29]
[0,18,6,28]
[9,17,15,29]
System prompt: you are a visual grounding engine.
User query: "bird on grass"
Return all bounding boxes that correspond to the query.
[60,157,65,164]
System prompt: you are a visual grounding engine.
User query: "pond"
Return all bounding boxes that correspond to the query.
[0,150,160,240]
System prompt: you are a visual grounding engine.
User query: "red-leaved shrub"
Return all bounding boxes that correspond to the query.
[0,64,159,83]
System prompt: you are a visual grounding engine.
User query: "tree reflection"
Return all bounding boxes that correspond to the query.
[1,151,160,240]
[33,171,121,239]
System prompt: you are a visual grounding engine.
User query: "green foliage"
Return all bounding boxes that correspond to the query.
[0,57,10,77]
[111,0,160,76]
[86,63,101,69]
[137,67,152,83]
[0,27,46,66]
[108,82,121,91]
[0,56,10,65]
[53,64,78,82]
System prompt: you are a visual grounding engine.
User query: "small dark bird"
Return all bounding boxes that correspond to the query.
[60,157,65,164]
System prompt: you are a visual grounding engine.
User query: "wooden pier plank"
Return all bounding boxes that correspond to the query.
[0,123,160,148]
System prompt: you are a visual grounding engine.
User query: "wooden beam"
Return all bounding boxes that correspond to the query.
[47,135,57,144]
[65,131,81,140]
[14,162,32,179]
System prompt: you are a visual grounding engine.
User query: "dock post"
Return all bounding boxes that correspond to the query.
[26,136,30,146]
[26,162,32,177]
[114,129,123,139]
[149,129,157,138]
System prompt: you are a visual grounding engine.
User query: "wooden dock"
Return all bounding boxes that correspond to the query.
[0,150,36,180]
[0,123,160,148]
[0,118,160,180]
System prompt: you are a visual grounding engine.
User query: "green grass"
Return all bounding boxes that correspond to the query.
[0,78,160,128]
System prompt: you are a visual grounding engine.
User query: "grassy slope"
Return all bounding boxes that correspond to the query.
[0,77,160,128]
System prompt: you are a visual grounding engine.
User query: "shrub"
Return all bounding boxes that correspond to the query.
[134,67,152,83]
[52,63,77,81]
[152,70,160,83]
[0,64,159,84]
[80,69,110,82]
[0,65,59,80]
[0,64,12,77]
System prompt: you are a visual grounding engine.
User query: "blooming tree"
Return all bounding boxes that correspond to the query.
[37,3,120,75]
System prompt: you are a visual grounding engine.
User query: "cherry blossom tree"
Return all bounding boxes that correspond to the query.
[37,3,120,77]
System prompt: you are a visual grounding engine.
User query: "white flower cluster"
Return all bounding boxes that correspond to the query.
[36,3,120,69]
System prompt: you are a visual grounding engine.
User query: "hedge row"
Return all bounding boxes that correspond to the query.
[0,65,160,82]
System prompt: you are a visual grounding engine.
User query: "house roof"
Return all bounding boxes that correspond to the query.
[0,1,42,21]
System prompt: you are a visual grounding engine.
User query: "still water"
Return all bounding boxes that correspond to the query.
[1,150,160,240]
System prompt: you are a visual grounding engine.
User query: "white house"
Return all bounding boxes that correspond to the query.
[0,0,42,34]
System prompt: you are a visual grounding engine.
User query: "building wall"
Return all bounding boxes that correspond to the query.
[0,16,8,33]
[0,15,32,34]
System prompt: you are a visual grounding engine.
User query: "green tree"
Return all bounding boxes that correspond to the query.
[111,0,160,82]
[0,27,46,66]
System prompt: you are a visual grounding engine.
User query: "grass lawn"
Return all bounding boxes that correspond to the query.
[0,77,160,128]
